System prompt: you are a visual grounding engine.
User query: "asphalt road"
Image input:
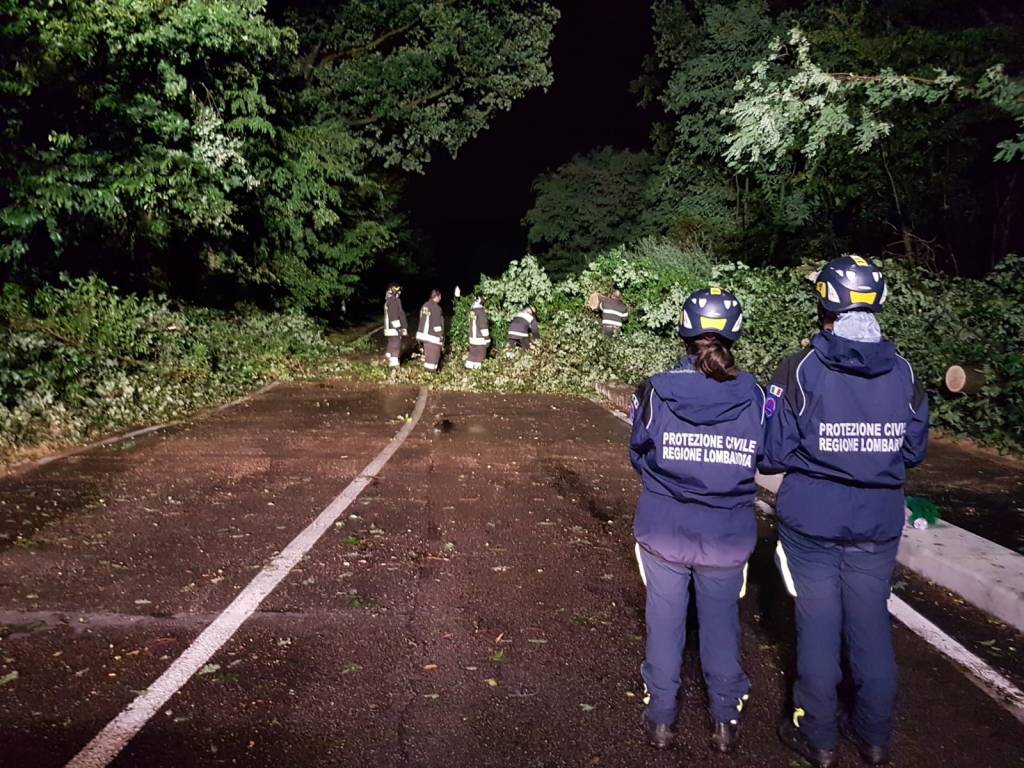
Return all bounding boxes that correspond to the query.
[0,382,1021,767]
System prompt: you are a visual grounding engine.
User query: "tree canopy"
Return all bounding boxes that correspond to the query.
[526,0,1024,276]
[0,0,557,310]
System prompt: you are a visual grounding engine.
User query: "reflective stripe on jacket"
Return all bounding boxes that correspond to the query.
[600,297,629,327]
[416,301,444,345]
[384,295,407,337]
[508,311,539,339]
[469,307,491,346]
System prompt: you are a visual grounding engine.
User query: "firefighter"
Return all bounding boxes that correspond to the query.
[599,289,629,335]
[415,289,445,372]
[465,296,490,370]
[630,288,764,754]
[761,255,929,767]
[507,305,540,349]
[383,283,407,368]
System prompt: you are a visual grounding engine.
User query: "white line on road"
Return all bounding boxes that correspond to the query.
[66,386,429,768]
[888,594,1024,724]
[593,395,1024,726]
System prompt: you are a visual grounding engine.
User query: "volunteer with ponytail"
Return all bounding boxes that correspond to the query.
[629,287,765,754]
[761,255,929,767]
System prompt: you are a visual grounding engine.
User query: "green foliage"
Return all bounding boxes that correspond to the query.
[0,276,342,462]
[387,248,1024,453]
[1,0,558,309]
[557,1,1024,271]
[723,28,1021,174]
[289,0,558,173]
[525,148,660,276]
[0,0,285,264]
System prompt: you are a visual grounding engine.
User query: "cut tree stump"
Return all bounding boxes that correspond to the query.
[945,364,986,395]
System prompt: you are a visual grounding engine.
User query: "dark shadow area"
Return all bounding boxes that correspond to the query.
[404,0,657,293]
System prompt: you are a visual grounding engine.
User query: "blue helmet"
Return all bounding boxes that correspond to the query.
[678,287,744,342]
[816,255,887,313]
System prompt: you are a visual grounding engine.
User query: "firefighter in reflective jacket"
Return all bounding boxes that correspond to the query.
[630,288,763,755]
[507,306,540,349]
[415,289,445,372]
[465,297,490,370]
[600,289,629,335]
[762,255,929,768]
[383,284,407,368]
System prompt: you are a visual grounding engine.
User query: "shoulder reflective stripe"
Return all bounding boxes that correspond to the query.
[634,543,647,587]
[775,540,798,597]
[795,352,811,417]
[739,562,749,598]
[757,385,766,425]
[645,386,655,430]
[896,353,918,414]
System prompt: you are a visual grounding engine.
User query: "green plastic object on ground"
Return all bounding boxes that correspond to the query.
[905,496,941,529]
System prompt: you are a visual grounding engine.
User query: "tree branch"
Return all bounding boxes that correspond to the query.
[344,83,456,128]
[303,0,459,76]
[827,72,952,87]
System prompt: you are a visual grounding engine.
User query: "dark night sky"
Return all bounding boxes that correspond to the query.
[404,1,656,291]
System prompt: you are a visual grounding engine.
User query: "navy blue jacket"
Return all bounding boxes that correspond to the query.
[761,332,929,542]
[630,357,765,567]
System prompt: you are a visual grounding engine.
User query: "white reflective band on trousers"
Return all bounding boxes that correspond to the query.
[775,540,798,597]
[65,388,430,768]
[469,338,490,345]
[464,360,482,369]
[508,330,528,338]
[635,543,648,587]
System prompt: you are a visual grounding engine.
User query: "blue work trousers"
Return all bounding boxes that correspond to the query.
[636,544,750,725]
[777,523,899,750]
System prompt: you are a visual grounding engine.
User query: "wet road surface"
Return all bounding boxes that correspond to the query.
[0,382,1021,767]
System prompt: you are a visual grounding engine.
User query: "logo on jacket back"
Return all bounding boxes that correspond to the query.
[661,431,757,468]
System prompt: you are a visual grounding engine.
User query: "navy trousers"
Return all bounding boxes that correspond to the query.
[636,545,750,725]
[777,523,899,750]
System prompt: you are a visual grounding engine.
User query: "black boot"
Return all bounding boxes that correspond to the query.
[778,719,838,768]
[840,714,891,765]
[710,720,739,753]
[644,719,676,750]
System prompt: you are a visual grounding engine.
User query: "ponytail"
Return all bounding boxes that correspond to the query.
[685,335,738,382]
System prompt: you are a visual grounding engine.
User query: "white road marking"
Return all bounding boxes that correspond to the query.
[66,386,429,768]
[888,594,1024,724]
[594,395,1024,725]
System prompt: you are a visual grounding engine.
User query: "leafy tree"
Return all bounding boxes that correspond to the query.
[284,0,558,172]
[0,0,558,309]
[525,148,659,276]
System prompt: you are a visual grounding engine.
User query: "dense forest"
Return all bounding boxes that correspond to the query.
[1,0,1023,458]
[526,1,1024,278]
[1,0,559,310]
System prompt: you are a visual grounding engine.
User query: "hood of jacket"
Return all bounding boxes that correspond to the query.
[649,357,757,427]
[811,331,896,378]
